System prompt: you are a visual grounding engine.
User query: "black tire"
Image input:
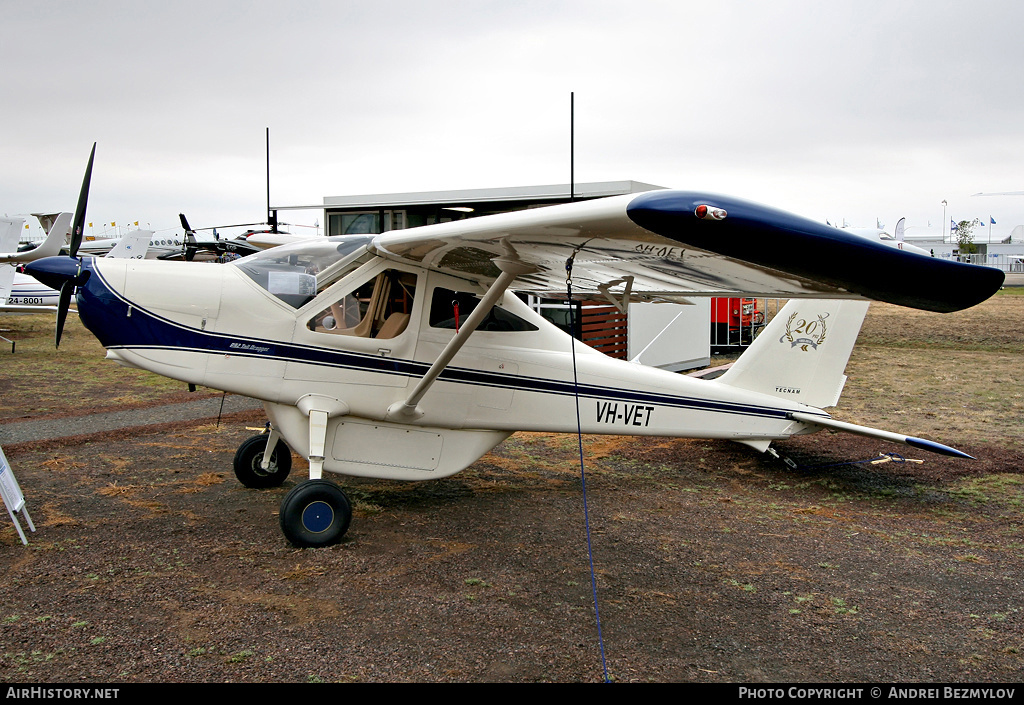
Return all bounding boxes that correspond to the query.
[233,434,292,488]
[279,480,352,548]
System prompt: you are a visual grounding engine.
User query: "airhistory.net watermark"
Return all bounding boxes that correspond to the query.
[6,688,118,700]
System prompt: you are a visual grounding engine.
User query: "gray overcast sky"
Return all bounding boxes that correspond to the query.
[3,0,1024,242]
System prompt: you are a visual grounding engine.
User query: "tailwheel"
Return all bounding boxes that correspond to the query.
[233,434,292,488]
[279,480,352,548]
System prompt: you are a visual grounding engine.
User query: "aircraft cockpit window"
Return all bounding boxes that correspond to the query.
[429,288,538,332]
[307,268,417,339]
[233,236,373,308]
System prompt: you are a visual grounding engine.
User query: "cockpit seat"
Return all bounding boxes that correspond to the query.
[375,312,410,339]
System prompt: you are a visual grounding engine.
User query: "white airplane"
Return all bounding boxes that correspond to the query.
[26,145,1005,547]
[0,228,152,311]
[74,232,179,259]
[0,214,73,311]
[842,218,931,256]
[0,218,24,309]
[0,212,72,263]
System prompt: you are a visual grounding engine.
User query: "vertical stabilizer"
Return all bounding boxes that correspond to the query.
[105,230,153,259]
[0,213,71,263]
[0,218,24,254]
[0,264,15,305]
[717,298,869,408]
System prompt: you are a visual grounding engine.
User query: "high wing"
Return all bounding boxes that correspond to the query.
[372,190,1003,313]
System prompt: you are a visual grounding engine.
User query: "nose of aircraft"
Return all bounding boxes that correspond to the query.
[24,256,92,290]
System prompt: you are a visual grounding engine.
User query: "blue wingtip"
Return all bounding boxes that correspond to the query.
[906,437,974,460]
[625,190,1005,313]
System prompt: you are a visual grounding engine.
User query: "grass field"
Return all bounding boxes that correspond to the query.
[838,289,1024,447]
[0,288,1021,683]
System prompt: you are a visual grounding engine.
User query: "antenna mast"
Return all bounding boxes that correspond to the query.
[570,92,575,202]
[266,127,277,232]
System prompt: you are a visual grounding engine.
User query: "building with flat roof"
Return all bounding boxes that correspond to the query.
[320,180,665,236]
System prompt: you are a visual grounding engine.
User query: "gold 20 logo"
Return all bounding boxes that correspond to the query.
[779,312,829,351]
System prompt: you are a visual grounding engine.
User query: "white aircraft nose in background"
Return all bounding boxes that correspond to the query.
[842,217,932,256]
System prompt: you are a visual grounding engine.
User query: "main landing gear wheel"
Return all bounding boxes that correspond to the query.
[233,434,292,488]
[279,480,352,548]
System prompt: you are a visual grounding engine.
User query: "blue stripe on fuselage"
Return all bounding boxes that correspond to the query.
[77,261,815,422]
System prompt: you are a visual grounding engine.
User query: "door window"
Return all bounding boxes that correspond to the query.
[307,268,417,339]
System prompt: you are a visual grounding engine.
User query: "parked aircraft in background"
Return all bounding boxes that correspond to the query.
[0,214,68,312]
[1,213,72,263]
[1,228,152,312]
[160,213,264,262]
[0,217,24,256]
[74,232,174,259]
[842,218,931,256]
[25,144,1005,548]
[73,226,215,260]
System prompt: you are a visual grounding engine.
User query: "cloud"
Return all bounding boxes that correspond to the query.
[4,0,1024,234]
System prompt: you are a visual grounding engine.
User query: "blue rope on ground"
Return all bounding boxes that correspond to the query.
[566,256,610,683]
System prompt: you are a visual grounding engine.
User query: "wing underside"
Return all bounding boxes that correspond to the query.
[372,191,1003,313]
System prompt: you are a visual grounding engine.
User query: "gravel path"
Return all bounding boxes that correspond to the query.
[0,394,262,445]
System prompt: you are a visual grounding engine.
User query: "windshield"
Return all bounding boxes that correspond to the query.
[232,235,374,308]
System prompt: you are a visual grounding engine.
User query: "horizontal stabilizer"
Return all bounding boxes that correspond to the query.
[789,411,973,459]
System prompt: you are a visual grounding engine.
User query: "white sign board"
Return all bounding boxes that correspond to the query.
[0,446,34,545]
[628,300,712,372]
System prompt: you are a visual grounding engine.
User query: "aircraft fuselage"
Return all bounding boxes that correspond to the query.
[71,251,824,481]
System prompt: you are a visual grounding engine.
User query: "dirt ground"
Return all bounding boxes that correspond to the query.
[0,296,1021,684]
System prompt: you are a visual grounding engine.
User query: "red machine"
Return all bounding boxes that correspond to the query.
[711,297,764,346]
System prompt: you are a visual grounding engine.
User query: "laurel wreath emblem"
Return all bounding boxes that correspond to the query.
[779,311,829,351]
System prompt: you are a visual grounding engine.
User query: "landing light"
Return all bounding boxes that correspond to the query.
[695,204,727,221]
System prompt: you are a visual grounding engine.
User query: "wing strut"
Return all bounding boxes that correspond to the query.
[385,253,536,422]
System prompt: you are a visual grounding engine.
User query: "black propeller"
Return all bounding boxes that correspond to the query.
[69,143,95,259]
[56,142,97,347]
[31,142,96,348]
[180,213,199,261]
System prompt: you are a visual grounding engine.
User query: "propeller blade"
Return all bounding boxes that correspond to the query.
[179,213,197,260]
[69,143,96,258]
[55,280,75,348]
